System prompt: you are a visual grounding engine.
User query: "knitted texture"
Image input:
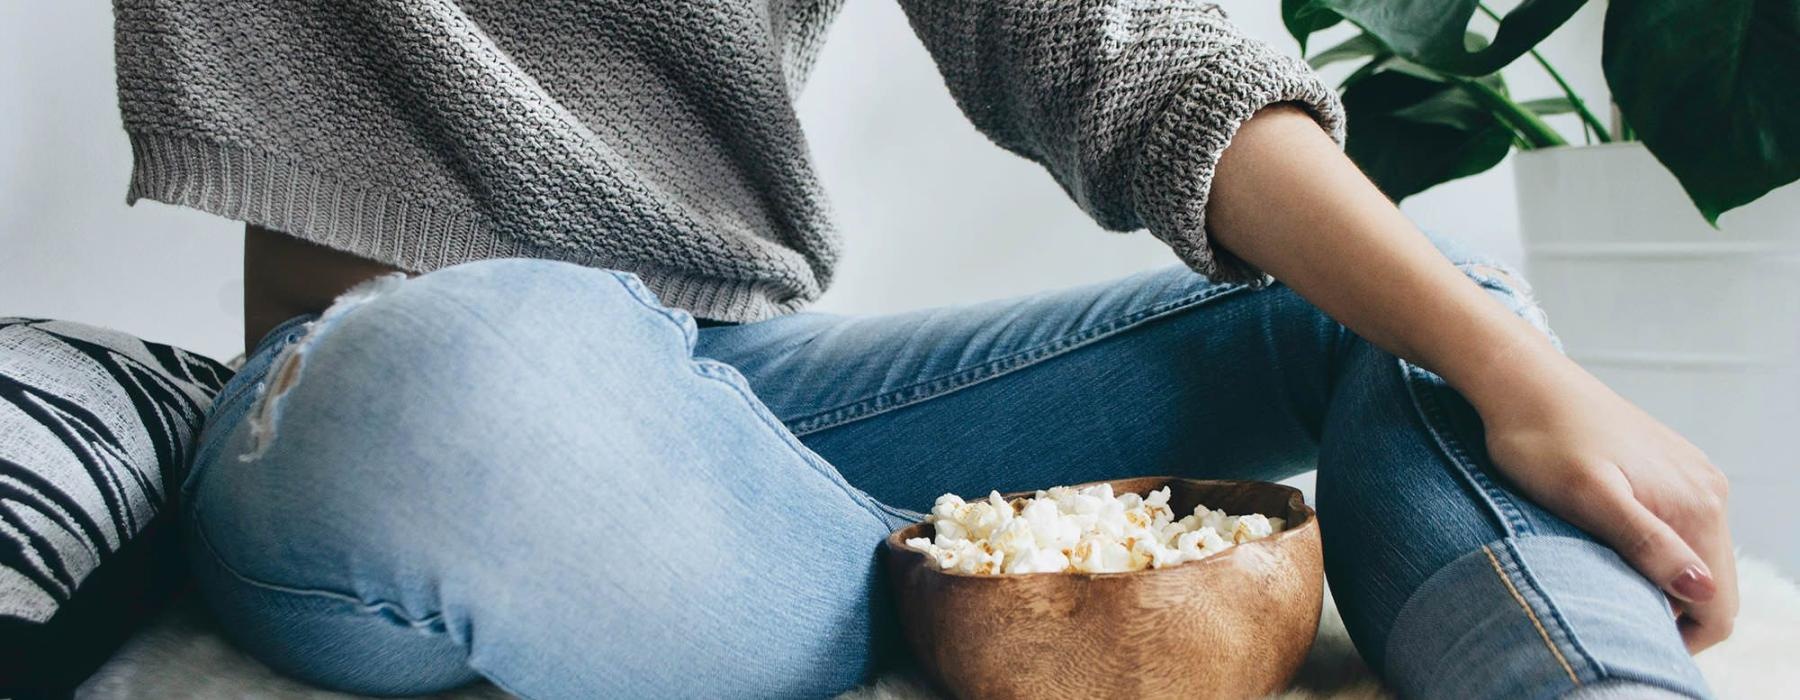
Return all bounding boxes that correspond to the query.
[114,0,1343,321]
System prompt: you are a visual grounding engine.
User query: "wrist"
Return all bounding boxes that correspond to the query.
[1445,330,1582,416]
[1404,296,1562,401]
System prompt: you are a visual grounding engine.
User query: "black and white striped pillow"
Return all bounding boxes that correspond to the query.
[0,318,230,694]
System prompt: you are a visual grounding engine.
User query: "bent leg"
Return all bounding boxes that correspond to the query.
[184,259,906,698]
[699,242,1709,698]
[1319,329,1707,698]
[699,267,1331,507]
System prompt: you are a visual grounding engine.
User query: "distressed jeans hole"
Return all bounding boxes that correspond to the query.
[240,273,408,461]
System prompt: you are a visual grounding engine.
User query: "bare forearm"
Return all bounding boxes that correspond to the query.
[1197,106,1736,654]
[1204,105,1563,408]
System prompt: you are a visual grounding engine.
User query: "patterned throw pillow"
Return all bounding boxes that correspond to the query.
[0,318,231,695]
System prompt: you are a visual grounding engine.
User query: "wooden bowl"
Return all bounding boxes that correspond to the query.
[882,477,1323,700]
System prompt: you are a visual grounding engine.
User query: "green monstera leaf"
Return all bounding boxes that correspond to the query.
[1340,67,1516,201]
[1284,0,1796,219]
[1604,0,1800,224]
[1307,33,1386,69]
[1285,0,1587,76]
[1282,0,1343,53]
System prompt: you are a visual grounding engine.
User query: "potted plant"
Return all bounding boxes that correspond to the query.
[1281,0,1798,567]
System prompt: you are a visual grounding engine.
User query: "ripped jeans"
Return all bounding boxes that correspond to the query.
[183,241,1710,699]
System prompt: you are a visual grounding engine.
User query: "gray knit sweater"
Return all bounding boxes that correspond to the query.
[115,0,1343,322]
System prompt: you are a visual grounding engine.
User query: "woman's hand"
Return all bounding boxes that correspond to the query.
[1469,346,1738,652]
[1208,105,1739,652]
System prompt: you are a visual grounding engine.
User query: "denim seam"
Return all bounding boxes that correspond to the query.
[1481,543,1583,688]
[787,284,1249,435]
[1501,538,1608,682]
[872,500,926,525]
[1386,535,1706,700]
[691,360,896,531]
[605,270,698,346]
[1507,544,1707,699]
[602,273,896,532]
[212,378,264,416]
[1400,360,1532,536]
[189,504,552,700]
[209,323,311,418]
[190,508,448,631]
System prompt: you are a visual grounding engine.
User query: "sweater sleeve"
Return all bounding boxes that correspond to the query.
[895,1,1345,284]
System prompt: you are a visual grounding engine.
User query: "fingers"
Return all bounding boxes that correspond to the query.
[1592,492,1736,652]
[1566,468,1717,607]
[1641,456,1738,652]
[1613,501,1715,603]
[1582,458,1740,653]
[1674,513,1738,653]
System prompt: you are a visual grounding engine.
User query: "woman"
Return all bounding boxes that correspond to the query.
[116,1,1732,698]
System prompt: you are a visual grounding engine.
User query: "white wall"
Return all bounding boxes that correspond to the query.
[1,1,1607,362]
[2,2,244,360]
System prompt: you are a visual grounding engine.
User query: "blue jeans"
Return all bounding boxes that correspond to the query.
[184,250,1709,699]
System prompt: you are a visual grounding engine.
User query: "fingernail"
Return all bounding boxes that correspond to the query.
[1669,565,1716,603]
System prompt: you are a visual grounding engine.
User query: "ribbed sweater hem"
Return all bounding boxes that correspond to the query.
[123,131,806,323]
[1129,39,1347,287]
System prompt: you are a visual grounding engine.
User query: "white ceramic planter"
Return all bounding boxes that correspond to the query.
[1515,143,1800,570]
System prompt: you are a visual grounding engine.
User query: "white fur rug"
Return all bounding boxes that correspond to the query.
[78,556,1799,699]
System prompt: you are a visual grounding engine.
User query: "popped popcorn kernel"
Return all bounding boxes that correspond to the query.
[905,484,1285,574]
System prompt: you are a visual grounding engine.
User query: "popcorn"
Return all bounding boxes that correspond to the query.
[1230,513,1274,544]
[906,484,1285,575]
[1175,526,1228,560]
[994,543,1071,574]
[1069,535,1133,573]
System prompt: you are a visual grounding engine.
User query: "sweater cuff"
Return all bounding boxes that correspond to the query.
[1130,39,1345,286]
